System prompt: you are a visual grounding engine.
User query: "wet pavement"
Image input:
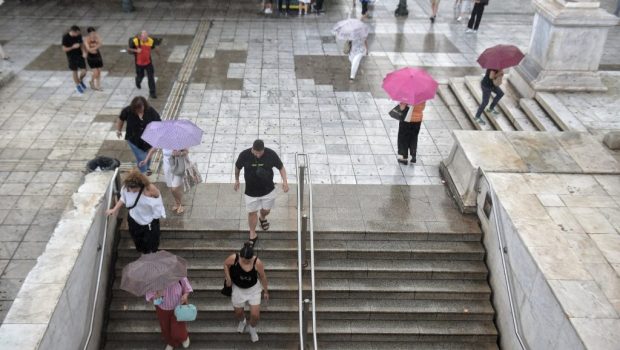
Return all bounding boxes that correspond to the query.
[0,0,619,324]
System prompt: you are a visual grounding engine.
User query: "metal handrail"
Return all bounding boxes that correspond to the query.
[478,169,528,350]
[295,153,318,350]
[83,168,121,350]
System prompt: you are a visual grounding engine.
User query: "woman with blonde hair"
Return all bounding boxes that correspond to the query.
[84,27,103,90]
[106,169,165,253]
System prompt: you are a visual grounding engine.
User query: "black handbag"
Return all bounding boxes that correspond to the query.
[221,280,232,297]
[389,104,409,121]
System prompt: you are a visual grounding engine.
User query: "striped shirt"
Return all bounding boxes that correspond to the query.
[145,277,193,311]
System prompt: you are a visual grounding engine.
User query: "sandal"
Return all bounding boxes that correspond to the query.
[146,168,153,176]
[259,217,270,231]
[176,206,185,214]
[249,235,259,247]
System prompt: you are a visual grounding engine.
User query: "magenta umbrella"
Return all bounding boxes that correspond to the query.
[141,120,203,150]
[382,67,438,105]
[477,45,525,70]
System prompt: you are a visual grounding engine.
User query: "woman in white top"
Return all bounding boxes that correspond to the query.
[349,37,368,80]
[106,169,166,254]
[142,148,188,214]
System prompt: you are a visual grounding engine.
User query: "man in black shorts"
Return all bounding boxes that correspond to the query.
[234,140,289,246]
[62,25,87,94]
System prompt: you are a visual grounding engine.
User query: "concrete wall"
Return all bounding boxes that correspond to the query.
[476,176,585,350]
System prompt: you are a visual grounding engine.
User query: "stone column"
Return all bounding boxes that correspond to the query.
[512,0,619,95]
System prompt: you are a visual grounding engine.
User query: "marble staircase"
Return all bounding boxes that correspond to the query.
[440,74,586,133]
[104,226,499,349]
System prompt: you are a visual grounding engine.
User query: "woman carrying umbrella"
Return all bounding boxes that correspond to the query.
[142,148,189,214]
[146,277,193,350]
[332,19,369,81]
[224,242,270,343]
[106,169,165,254]
[382,67,438,165]
[474,44,525,125]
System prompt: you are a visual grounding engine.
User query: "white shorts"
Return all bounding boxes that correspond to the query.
[163,156,183,188]
[245,189,276,213]
[232,282,263,308]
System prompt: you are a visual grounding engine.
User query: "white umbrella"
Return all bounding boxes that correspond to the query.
[332,18,370,41]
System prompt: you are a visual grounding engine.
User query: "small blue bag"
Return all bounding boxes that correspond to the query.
[174,304,197,322]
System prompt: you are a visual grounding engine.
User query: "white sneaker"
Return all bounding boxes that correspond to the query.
[465,28,474,33]
[165,345,174,350]
[237,318,247,333]
[182,337,190,348]
[264,7,272,14]
[457,16,462,21]
[248,325,259,343]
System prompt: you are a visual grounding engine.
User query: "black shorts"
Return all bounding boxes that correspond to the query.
[87,52,103,69]
[68,56,86,71]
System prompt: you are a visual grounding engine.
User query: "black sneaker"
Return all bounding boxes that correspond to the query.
[411,156,417,164]
[397,158,408,165]
[136,82,141,89]
[150,93,157,99]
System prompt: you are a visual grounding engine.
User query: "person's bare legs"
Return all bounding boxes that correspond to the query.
[79,68,87,86]
[249,305,261,327]
[170,186,184,213]
[248,211,259,240]
[234,307,245,322]
[71,70,81,85]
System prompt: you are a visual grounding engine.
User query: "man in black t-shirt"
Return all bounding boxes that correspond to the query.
[61,25,88,94]
[234,139,289,245]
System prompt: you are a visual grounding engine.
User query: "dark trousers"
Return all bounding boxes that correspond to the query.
[315,0,324,11]
[397,121,422,159]
[361,1,368,15]
[278,0,290,12]
[136,63,156,95]
[128,216,160,254]
[467,3,485,30]
[475,83,504,119]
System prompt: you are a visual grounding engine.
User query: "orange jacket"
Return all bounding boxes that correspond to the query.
[407,102,426,123]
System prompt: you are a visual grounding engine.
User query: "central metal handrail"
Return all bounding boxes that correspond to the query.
[478,169,528,350]
[295,153,318,350]
[83,168,121,350]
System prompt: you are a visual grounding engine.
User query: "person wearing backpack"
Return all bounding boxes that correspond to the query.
[466,0,489,33]
[224,242,270,343]
[128,30,159,99]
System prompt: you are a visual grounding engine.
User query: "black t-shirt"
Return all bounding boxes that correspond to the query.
[62,33,83,61]
[119,106,161,151]
[235,148,283,197]
[482,69,498,88]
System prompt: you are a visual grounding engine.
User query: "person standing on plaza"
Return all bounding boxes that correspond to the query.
[473,68,504,125]
[349,37,368,80]
[299,0,311,15]
[234,139,289,246]
[62,25,88,94]
[454,0,472,21]
[129,30,159,99]
[145,277,193,350]
[116,96,161,175]
[224,242,270,343]
[278,0,290,15]
[84,27,103,91]
[466,0,488,33]
[430,0,440,23]
[360,0,370,19]
[396,102,426,165]
[141,147,189,214]
[106,169,166,254]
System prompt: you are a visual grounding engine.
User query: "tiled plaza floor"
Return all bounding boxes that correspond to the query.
[0,0,618,324]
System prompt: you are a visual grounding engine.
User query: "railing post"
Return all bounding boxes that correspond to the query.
[301,215,308,267]
[303,299,310,349]
[298,163,306,212]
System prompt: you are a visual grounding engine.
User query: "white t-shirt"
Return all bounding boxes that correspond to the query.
[120,186,166,225]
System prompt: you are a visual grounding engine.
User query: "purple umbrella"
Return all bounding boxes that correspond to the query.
[141,120,203,150]
[120,250,188,296]
[477,45,525,70]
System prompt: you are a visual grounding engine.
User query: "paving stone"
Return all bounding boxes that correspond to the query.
[2,209,37,226]
[1,260,36,279]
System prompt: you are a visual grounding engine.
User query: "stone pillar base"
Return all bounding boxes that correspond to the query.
[514,0,618,94]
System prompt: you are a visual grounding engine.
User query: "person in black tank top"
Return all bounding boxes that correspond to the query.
[224,242,269,343]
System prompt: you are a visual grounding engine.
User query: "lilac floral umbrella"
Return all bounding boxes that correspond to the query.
[141,120,203,150]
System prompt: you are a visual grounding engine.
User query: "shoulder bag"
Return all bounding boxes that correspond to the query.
[389,104,410,121]
[169,155,186,176]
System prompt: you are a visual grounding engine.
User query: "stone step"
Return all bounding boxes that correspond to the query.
[116,239,486,261]
[119,229,483,242]
[105,319,498,343]
[447,78,494,131]
[519,98,562,132]
[500,80,540,131]
[115,257,489,280]
[104,340,499,350]
[108,298,495,321]
[112,277,492,300]
[436,84,475,130]
[463,76,518,132]
[535,92,588,132]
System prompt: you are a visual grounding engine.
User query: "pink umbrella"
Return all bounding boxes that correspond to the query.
[120,250,188,296]
[382,67,438,105]
[477,45,524,70]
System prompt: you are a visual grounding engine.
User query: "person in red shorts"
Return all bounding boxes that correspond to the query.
[129,30,159,99]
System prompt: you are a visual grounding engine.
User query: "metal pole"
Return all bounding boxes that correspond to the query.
[298,164,306,212]
[301,215,308,268]
[303,299,310,349]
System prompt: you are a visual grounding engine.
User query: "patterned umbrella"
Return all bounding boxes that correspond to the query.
[331,18,370,41]
[477,45,525,70]
[382,67,438,105]
[141,120,203,150]
[120,250,188,296]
